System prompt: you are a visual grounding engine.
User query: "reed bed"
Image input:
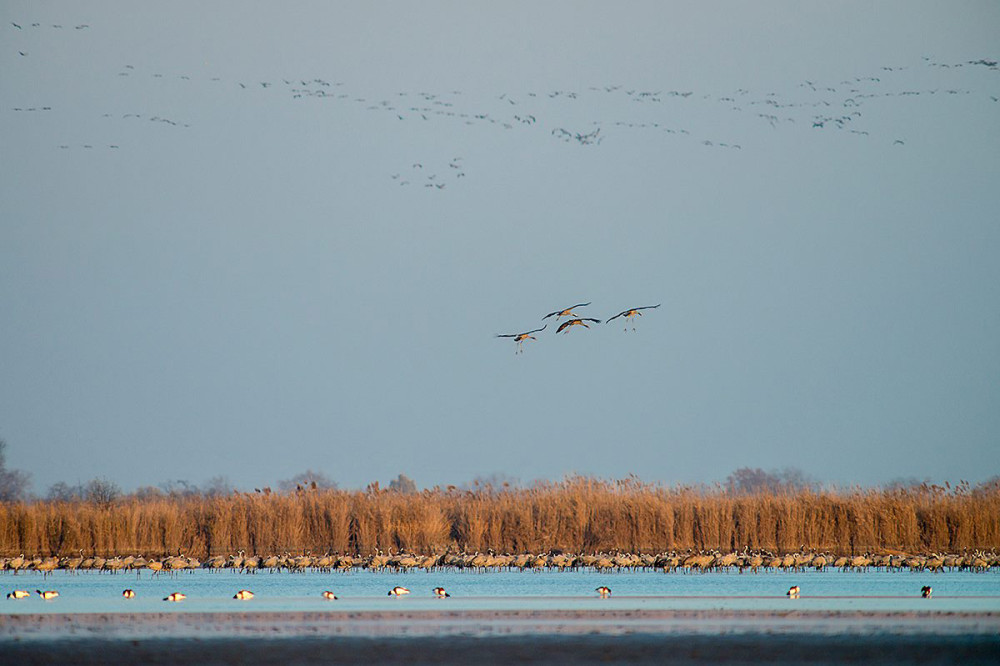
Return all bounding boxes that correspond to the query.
[0,478,997,559]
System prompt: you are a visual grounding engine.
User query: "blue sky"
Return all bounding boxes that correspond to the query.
[1,1,998,493]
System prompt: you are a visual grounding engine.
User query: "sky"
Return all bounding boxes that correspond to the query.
[2,1,999,494]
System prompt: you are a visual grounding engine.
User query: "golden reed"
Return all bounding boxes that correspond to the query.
[0,478,997,559]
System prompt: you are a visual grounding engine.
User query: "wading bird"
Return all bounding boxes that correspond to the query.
[122,589,135,599]
[233,590,254,600]
[556,318,601,333]
[164,592,186,602]
[36,590,59,600]
[322,591,338,600]
[433,587,450,598]
[496,325,546,353]
[605,304,660,331]
[786,586,800,598]
[7,590,30,600]
[596,586,611,597]
[921,586,932,598]
[543,302,591,321]
[388,586,410,596]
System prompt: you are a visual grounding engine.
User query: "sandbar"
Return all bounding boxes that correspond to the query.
[2,609,998,664]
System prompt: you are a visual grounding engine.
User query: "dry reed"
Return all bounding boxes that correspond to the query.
[0,478,997,559]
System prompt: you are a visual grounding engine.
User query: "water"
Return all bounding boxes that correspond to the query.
[3,568,998,615]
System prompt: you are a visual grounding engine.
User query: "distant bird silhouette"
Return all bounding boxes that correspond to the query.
[7,590,30,600]
[388,586,410,596]
[36,590,59,600]
[496,325,546,354]
[233,590,254,600]
[596,586,611,597]
[122,589,135,599]
[606,304,660,331]
[543,303,591,320]
[164,592,186,602]
[787,585,800,598]
[433,587,450,598]
[322,591,338,600]
[557,318,601,333]
[921,585,932,598]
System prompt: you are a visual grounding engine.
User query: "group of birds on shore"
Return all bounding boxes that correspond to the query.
[497,302,661,353]
[3,549,995,575]
[5,19,998,184]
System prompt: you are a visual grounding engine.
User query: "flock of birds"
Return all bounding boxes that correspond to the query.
[5,584,566,601]
[5,586,415,601]
[5,18,999,187]
[7,583,939,601]
[0,548,978,603]
[497,302,661,353]
[5,549,992,574]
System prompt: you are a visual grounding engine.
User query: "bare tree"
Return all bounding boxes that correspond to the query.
[388,473,417,494]
[47,481,84,501]
[883,476,933,491]
[160,479,199,497]
[0,439,32,502]
[463,473,520,492]
[133,485,164,500]
[85,478,121,506]
[725,466,816,495]
[774,467,818,491]
[278,469,335,493]
[202,475,235,497]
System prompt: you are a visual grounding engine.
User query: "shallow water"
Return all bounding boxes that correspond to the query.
[3,568,998,614]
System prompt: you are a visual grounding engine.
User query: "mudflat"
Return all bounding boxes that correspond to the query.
[2,610,998,664]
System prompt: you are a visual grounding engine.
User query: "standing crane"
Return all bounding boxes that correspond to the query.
[605,304,660,331]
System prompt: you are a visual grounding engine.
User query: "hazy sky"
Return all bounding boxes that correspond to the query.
[2,1,998,494]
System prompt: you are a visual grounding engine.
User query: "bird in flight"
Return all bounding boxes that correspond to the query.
[557,318,601,333]
[496,325,546,354]
[606,304,660,331]
[543,302,591,321]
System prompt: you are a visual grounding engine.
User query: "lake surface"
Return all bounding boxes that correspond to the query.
[3,568,998,615]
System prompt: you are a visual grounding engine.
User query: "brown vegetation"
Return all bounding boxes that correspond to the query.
[0,477,998,559]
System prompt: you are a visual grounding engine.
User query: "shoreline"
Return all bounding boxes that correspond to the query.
[2,610,998,665]
[3,609,999,639]
[3,635,999,666]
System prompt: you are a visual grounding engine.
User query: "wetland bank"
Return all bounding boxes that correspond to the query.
[3,479,999,665]
[2,478,998,566]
